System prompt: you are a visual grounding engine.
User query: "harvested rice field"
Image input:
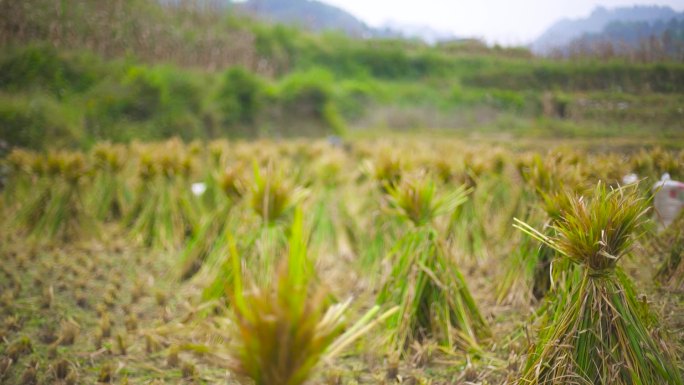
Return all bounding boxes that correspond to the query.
[1,138,683,385]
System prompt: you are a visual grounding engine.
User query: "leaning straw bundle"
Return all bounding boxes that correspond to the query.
[514,182,682,385]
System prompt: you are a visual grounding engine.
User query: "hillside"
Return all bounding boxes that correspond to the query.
[532,5,684,54]
[230,0,373,36]
[565,18,684,61]
[229,0,459,42]
[1,0,684,149]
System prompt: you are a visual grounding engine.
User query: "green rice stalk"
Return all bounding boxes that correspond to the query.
[347,175,402,273]
[201,205,289,301]
[179,202,233,280]
[249,161,307,226]
[89,143,129,221]
[506,154,583,302]
[449,197,487,260]
[308,188,337,256]
[227,208,390,385]
[361,152,403,193]
[496,216,538,305]
[179,165,246,280]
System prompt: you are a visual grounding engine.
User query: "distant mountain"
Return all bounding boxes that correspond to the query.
[166,0,455,42]
[571,18,684,58]
[230,0,373,37]
[161,0,374,36]
[532,5,684,54]
[232,0,464,43]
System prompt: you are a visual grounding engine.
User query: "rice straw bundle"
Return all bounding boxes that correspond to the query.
[125,150,197,249]
[89,143,129,221]
[227,209,395,385]
[514,182,682,385]
[377,173,489,355]
[179,164,246,280]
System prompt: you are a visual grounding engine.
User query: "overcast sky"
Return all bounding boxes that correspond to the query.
[321,0,684,45]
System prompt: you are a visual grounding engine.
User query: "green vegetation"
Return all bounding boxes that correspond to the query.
[2,1,684,384]
[1,0,683,149]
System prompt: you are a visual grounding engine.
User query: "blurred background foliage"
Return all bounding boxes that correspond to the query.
[1,0,683,149]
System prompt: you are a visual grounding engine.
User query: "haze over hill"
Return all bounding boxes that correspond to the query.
[230,0,373,36]
[175,1,684,53]
[531,5,684,54]
[192,0,457,41]
[225,1,684,55]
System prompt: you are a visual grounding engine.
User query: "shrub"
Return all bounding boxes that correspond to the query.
[84,65,206,141]
[306,38,452,79]
[277,68,345,134]
[462,62,684,93]
[488,89,526,111]
[336,79,379,119]
[0,95,75,149]
[215,67,265,127]
[0,44,99,96]
[85,67,162,135]
[253,24,300,75]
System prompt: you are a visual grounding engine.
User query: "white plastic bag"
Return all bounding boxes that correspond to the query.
[652,173,684,228]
